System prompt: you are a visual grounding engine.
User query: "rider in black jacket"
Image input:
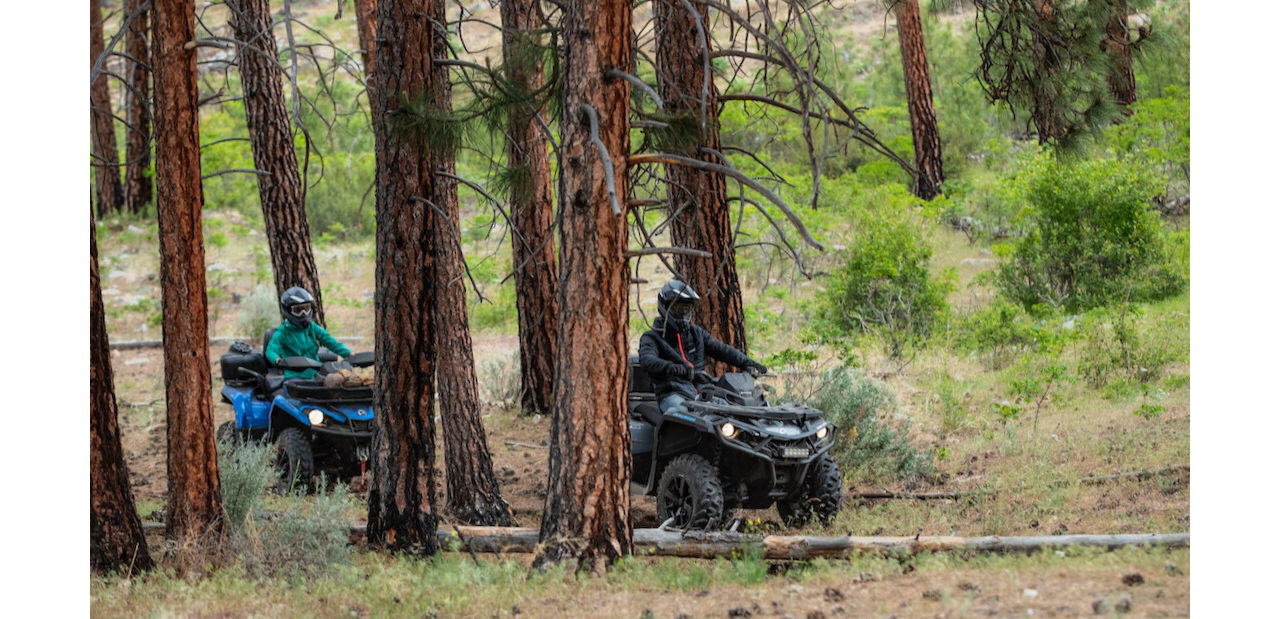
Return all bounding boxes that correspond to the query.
[638,280,768,413]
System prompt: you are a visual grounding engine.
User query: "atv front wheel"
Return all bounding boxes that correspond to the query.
[777,453,843,527]
[274,428,313,495]
[657,454,725,530]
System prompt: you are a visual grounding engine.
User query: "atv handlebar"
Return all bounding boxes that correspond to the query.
[277,356,324,371]
[346,351,374,368]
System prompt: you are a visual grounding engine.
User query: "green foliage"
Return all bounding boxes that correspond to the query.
[235,284,280,344]
[1105,86,1190,201]
[803,368,934,484]
[818,203,951,357]
[995,156,1185,311]
[217,438,275,533]
[1077,302,1184,390]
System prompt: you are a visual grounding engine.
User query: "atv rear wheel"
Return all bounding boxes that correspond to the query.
[777,453,843,527]
[657,454,725,530]
[274,428,313,495]
[216,421,241,447]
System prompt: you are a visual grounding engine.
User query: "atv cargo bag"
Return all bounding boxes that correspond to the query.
[220,350,268,382]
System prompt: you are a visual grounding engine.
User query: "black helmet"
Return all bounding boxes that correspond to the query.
[657,280,699,331]
[280,286,315,328]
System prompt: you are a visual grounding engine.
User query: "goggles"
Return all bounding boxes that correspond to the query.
[668,301,694,320]
[289,303,313,317]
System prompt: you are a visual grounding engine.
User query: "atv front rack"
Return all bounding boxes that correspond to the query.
[683,401,823,420]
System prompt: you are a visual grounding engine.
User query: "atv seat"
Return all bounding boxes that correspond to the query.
[631,402,662,426]
[628,355,654,395]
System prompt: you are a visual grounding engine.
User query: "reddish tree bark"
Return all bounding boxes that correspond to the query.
[153,0,224,544]
[229,0,327,325]
[1101,0,1137,107]
[367,0,441,554]
[123,0,153,213]
[354,0,378,79]
[654,0,747,374]
[894,0,946,199]
[91,215,154,574]
[500,0,559,415]
[427,2,512,527]
[91,0,124,217]
[532,0,633,573]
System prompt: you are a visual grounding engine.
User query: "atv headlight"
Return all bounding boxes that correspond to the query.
[719,422,738,439]
[307,409,326,426]
[816,424,829,440]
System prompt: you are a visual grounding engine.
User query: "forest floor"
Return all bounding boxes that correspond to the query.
[93,206,1190,616]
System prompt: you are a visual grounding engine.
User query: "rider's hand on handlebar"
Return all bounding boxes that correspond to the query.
[746,362,768,378]
[669,364,695,381]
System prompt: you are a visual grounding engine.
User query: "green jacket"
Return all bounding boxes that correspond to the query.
[265,321,352,380]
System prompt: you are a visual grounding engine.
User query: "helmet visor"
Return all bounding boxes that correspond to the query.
[288,302,313,317]
[668,300,694,321]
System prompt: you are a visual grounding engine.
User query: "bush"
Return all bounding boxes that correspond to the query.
[803,367,933,484]
[480,349,521,410]
[818,210,951,357]
[235,284,280,345]
[217,438,276,533]
[995,156,1185,311]
[1077,302,1184,389]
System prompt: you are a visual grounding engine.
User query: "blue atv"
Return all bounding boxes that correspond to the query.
[216,332,376,494]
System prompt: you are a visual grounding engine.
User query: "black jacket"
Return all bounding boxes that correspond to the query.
[638,317,754,401]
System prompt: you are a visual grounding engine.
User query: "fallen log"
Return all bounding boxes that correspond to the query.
[138,522,1188,559]
[110,336,366,350]
[848,465,1191,502]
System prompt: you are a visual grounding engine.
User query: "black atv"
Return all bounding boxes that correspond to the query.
[627,356,842,529]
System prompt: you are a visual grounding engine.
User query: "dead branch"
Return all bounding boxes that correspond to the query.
[626,247,715,258]
[629,152,823,251]
[579,103,622,216]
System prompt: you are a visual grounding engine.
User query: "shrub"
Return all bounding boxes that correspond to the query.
[217,438,275,533]
[818,211,951,357]
[235,284,280,345]
[995,156,1185,311]
[480,349,521,410]
[803,367,933,484]
[1077,302,1184,389]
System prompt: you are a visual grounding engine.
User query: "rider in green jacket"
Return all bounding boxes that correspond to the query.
[265,287,351,380]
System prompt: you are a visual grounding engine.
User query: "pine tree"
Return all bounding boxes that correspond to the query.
[228,0,327,324]
[91,0,124,217]
[500,0,559,416]
[653,0,747,372]
[153,0,225,547]
[532,0,633,573]
[90,214,153,573]
[893,0,945,199]
[122,0,153,213]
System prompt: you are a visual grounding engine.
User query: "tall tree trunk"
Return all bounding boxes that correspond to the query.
[500,0,558,416]
[1101,0,1137,107]
[229,0,327,325]
[123,0,153,213]
[91,215,154,574]
[654,0,747,375]
[894,0,946,200]
[532,0,633,574]
[428,2,512,527]
[153,0,225,546]
[367,0,441,554]
[354,0,378,79]
[91,0,124,218]
[1031,0,1064,143]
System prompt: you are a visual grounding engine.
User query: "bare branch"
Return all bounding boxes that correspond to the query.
[629,152,823,251]
[579,103,622,216]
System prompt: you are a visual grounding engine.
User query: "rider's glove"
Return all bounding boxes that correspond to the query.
[669,364,694,381]
[746,361,768,377]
